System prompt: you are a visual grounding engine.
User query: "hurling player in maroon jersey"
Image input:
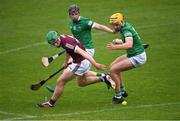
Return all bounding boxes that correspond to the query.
[37,31,115,108]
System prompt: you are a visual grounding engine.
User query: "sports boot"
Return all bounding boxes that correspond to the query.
[37,101,54,108]
[112,95,124,104]
[121,91,128,98]
[103,74,116,89]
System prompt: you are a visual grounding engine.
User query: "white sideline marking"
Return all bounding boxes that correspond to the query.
[0,110,34,119]
[4,102,180,120]
[0,22,179,55]
[0,42,46,55]
[0,111,20,116]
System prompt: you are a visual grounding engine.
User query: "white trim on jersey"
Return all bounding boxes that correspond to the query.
[60,35,66,38]
[91,22,96,28]
[74,46,78,53]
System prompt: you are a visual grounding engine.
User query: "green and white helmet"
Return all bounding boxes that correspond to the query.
[47,31,59,45]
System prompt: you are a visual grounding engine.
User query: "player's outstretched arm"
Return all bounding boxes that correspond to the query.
[93,22,114,33]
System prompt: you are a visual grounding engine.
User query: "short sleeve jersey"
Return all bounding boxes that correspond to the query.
[120,21,144,57]
[69,16,94,49]
[60,35,85,63]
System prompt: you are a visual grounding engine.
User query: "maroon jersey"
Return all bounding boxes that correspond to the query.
[59,35,85,63]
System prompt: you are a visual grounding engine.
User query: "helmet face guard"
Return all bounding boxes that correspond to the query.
[68,4,79,15]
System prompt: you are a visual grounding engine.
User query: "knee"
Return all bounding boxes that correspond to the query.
[109,67,114,73]
[77,81,86,87]
[110,67,123,76]
[109,63,113,69]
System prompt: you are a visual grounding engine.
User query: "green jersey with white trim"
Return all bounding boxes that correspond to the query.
[69,16,94,49]
[120,21,144,57]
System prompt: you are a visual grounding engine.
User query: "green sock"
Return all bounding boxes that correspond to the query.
[115,91,121,96]
[120,85,126,92]
[96,73,105,82]
[96,72,104,77]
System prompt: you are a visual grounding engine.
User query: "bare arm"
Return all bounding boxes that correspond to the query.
[107,37,133,50]
[93,22,115,33]
[63,52,71,68]
[75,46,105,70]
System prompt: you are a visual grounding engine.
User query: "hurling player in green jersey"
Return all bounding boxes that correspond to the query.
[69,4,114,50]
[107,13,147,104]
[67,4,116,87]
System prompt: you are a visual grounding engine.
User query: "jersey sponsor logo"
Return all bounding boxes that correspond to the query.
[65,43,74,50]
[73,25,82,31]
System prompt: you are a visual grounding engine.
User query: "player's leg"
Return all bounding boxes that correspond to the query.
[45,57,73,93]
[114,72,128,98]
[88,71,115,89]
[76,71,115,89]
[110,55,127,67]
[72,59,115,89]
[109,55,128,92]
[51,68,75,101]
[45,58,96,93]
[110,52,147,103]
[110,57,134,89]
[110,56,134,103]
[66,59,97,87]
[76,71,100,87]
[38,68,75,108]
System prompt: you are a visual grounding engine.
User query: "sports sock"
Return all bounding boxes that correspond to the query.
[96,72,105,77]
[49,99,56,105]
[115,91,121,97]
[120,85,126,92]
[96,73,105,82]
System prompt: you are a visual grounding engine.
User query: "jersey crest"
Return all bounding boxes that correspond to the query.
[65,43,74,50]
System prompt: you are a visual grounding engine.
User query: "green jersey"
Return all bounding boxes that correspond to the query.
[120,21,144,57]
[69,16,94,49]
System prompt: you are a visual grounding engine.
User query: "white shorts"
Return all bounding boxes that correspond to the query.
[68,49,94,76]
[86,48,95,57]
[128,51,147,67]
[68,59,91,76]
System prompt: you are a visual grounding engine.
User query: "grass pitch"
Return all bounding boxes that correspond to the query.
[0,0,180,120]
